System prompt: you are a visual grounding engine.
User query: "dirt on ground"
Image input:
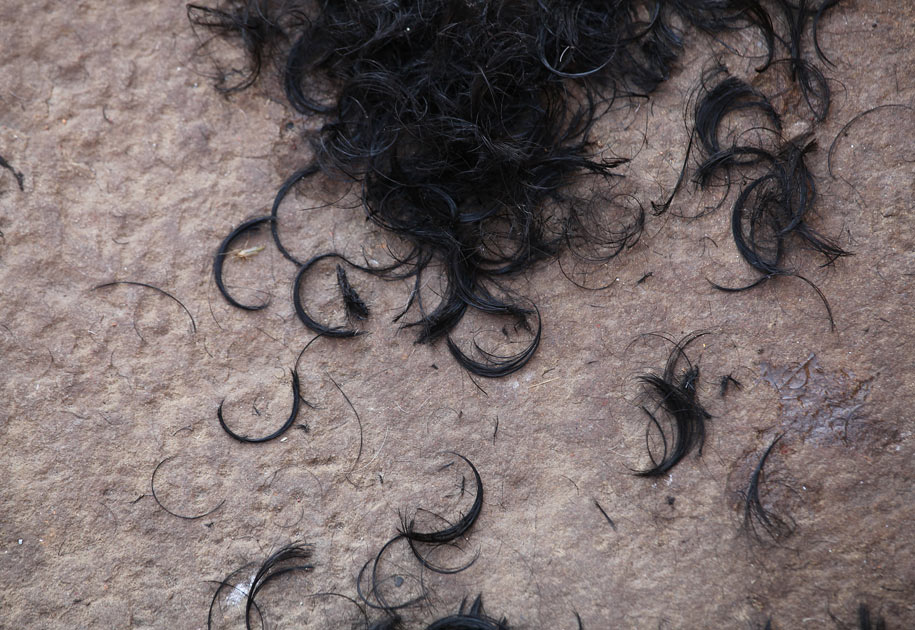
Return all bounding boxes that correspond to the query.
[1,1,913,628]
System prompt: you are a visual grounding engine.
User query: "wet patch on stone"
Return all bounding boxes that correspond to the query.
[759,354,873,446]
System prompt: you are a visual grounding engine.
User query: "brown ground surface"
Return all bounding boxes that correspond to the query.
[1,2,913,628]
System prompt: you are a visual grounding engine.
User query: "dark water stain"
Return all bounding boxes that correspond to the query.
[759,354,873,446]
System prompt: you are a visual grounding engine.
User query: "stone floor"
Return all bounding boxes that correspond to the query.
[1,1,912,628]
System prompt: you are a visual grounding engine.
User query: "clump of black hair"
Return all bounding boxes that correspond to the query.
[711,133,850,294]
[399,454,484,573]
[192,0,842,374]
[857,604,887,630]
[657,64,849,328]
[337,264,370,321]
[358,454,484,612]
[192,0,651,376]
[369,616,403,630]
[207,543,314,630]
[634,332,712,476]
[0,153,24,191]
[425,595,509,630]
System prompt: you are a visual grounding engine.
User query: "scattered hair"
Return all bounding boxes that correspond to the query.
[357,534,426,613]
[399,453,484,574]
[150,455,225,520]
[213,215,274,311]
[292,253,369,338]
[827,104,915,178]
[269,163,320,264]
[217,369,302,443]
[358,453,484,612]
[593,499,617,531]
[652,0,843,213]
[327,373,365,479]
[446,305,542,378]
[297,591,378,629]
[93,281,197,334]
[720,374,742,397]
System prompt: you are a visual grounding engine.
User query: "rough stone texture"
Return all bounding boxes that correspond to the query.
[1,2,913,628]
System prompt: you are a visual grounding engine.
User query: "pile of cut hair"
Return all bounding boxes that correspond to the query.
[192,0,843,375]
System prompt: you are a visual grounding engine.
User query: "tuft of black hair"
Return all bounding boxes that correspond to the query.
[337,264,370,321]
[635,332,711,476]
[207,542,314,630]
[858,603,887,630]
[425,595,510,630]
[740,434,796,543]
